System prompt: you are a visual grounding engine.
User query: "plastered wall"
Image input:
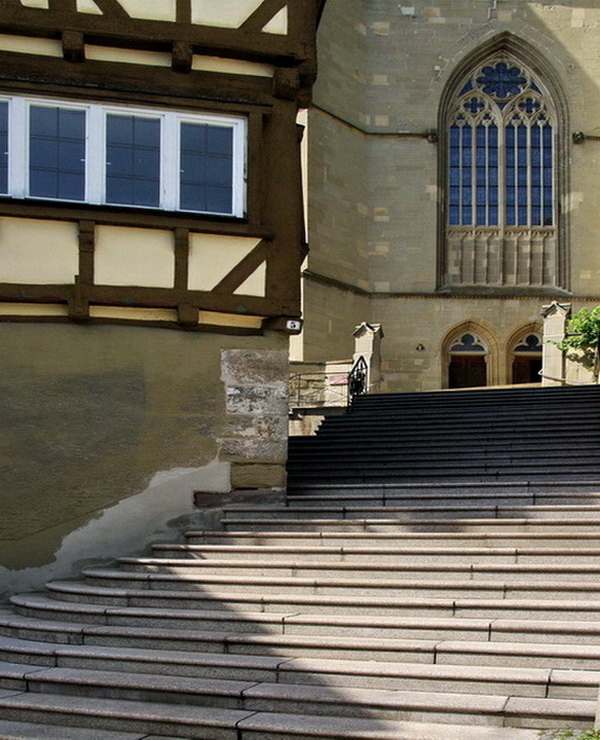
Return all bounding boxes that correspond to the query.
[18,0,289,34]
[0,324,288,597]
[305,1,600,390]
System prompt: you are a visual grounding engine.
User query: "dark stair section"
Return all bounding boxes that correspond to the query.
[287,385,600,487]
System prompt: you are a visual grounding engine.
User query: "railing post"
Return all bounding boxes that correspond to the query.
[352,322,384,393]
[348,355,368,406]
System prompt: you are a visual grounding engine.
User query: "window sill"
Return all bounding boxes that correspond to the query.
[0,197,271,237]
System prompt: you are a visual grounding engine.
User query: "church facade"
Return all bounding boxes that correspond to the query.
[298,0,600,391]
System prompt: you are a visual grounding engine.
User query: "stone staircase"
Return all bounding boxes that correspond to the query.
[1,385,600,738]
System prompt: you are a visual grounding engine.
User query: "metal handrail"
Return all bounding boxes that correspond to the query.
[538,372,597,386]
[348,355,368,405]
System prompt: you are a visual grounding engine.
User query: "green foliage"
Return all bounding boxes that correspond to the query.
[539,728,600,739]
[555,306,600,379]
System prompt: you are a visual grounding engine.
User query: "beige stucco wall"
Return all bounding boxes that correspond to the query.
[0,323,288,597]
[305,0,600,390]
[0,219,79,285]
[72,0,287,33]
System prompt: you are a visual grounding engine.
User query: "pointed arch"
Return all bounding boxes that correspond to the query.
[441,321,500,388]
[506,321,543,384]
[437,33,570,292]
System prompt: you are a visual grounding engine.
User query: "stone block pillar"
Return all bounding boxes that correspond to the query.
[540,302,571,386]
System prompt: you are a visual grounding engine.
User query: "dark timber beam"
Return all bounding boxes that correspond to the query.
[0,6,312,64]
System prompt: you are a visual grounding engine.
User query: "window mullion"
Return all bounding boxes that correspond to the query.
[232,119,247,217]
[87,105,104,204]
[513,125,518,227]
[10,97,27,198]
[526,122,532,228]
[162,114,178,211]
[458,125,463,225]
[485,123,489,227]
[471,124,477,227]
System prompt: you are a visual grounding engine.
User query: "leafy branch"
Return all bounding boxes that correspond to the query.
[553,306,600,382]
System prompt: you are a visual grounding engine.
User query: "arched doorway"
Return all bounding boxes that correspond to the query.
[511,332,542,384]
[447,332,488,388]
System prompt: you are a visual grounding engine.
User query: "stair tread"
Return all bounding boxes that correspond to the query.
[16,591,600,633]
[0,696,555,739]
[116,556,600,573]
[5,635,597,685]
[0,720,146,739]
[0,668,594,717]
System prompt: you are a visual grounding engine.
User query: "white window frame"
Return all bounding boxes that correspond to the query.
[0,94,247,217]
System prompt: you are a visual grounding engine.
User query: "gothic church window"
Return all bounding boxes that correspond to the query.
[443,52,562,289]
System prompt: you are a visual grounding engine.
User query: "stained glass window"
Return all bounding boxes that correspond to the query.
[447,55,555,229]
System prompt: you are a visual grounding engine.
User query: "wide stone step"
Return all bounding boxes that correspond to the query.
[288,435,600,452]
[0,662,596,731]
[114,555,600,583]
[284,496,600,510]
[349,386,599,407]
[287,468,600,484]
[2,635,597,699]
[284,480,600,498]
[287,472,600,486]
[70,566,600,600]
[185,528,600,548]
[287,446,600,464]
[310,418,600,437]
[221,504,600,521]
[284,491,600,508]
[0,692,560,738]
[18,588,600,637]
[220,516,600,533]
[152,542,600,565]
[0,719,145,740]
[9,609,600,667]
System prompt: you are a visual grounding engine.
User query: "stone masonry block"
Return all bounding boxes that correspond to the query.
[221,349,288,387]
[225,386,288,416]
[225,414,288,440]
[220,437,287,463]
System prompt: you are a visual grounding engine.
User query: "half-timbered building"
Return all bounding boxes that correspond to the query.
[0,0,324,594]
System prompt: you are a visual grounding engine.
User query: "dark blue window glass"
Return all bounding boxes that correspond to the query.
[449,125,461,224]
[29,106,86,201]
[106,114,160,207]
[0,101,7,194]
[180,122,233,214]
[542,124,553,225]
[476,62,527,99]
[450,60,555,237]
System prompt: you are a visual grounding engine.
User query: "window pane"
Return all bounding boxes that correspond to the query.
[180,122,234,213]
[105,114,160,207]
[0,101,8,194]
[29,106,85,200]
